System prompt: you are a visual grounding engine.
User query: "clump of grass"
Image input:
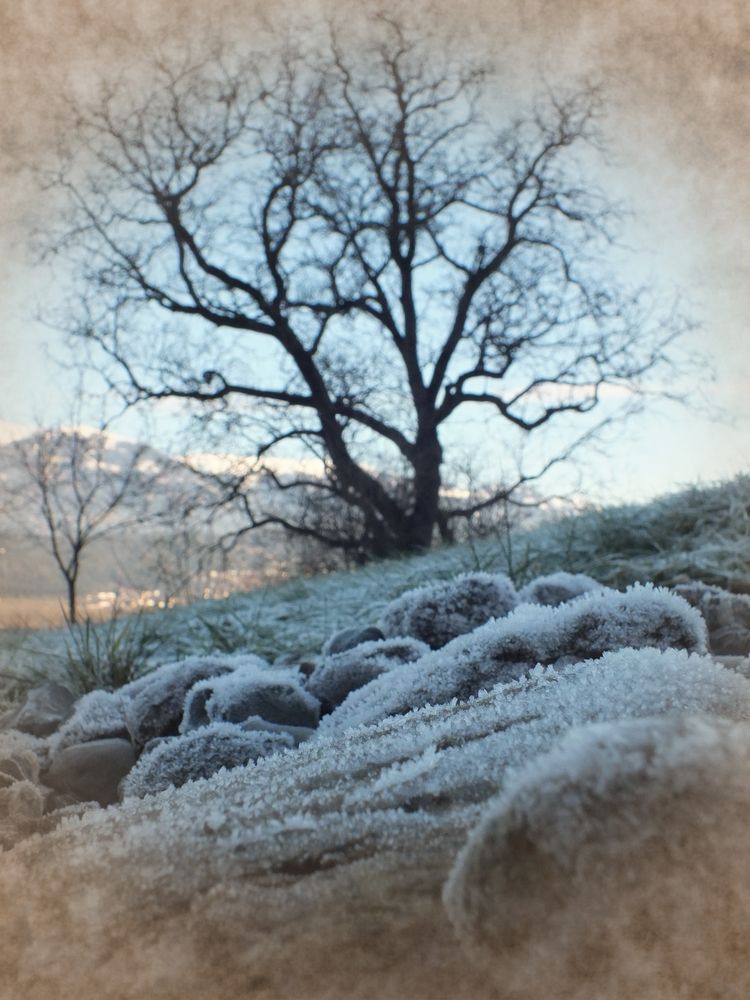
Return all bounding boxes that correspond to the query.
[485,475,750,592]
[197,610,250,655]
[197,590,280,662]
[59,607,167,694]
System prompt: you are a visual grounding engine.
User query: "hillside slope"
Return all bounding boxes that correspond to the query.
[0,476,749,1000]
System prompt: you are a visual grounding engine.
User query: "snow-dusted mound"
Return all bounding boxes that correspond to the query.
[379,571,518,648]
[323,584,707,733]
[0,648,747,999]
[518,570,603,605]
[444,714,750,1000]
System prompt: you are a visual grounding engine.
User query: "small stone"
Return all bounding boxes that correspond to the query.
[181,668,320,733]
[239,716,315,744]
[12,682,76,737]
[44,738,136,806]
[307,637,429,710]
[121,723,294,799]
[379,572,518,649]
[322,625,385,656]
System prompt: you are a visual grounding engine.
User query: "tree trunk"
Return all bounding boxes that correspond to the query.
[403,430,443,551]
[66,575,78,624]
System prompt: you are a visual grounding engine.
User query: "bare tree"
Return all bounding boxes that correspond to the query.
[42,12,690,561]
[13,428,161,622]
[146,520,229,606]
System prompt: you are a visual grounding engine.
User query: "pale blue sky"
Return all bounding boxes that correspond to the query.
[1,0,748,508]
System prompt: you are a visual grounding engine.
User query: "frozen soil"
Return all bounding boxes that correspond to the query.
[2,648,749,999]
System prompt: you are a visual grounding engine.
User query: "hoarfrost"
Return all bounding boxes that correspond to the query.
[306,636,430,709]
[46,648,750,860]
[122,653,267,749]
[1,649,748,995]
[121,722,295,799]
[518,570,604,606]
[181,663,320,732]
[379,572,517,648]
[324,584,708,732]
[444,714,750,1000]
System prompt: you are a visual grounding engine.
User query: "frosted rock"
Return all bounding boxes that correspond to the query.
[0,748,40,789]
[180,664,320,733]
[322,625,385,655]
[324,584,708,733]
[0,780,45,850]
[307,637,430,709]
[7,682,76,737]
[673,580,750,655]
[50,688,130,752]
[121,722,294,799]
[444,714,750,1000]
[518,570,603,606]
[44,737,136,806]
[123,654,265,749]
[379,572,517,649]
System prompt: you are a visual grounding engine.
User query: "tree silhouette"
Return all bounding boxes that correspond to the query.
[14,428,158,622]
[44,13,688,561]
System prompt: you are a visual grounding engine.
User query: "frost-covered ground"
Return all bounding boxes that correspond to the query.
[3,474,749,694]
[1,477,750,1000]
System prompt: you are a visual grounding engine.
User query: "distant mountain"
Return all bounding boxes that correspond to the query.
[0,430,286,604]
[0,430,215,535]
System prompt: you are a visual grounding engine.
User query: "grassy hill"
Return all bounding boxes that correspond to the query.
[2,475,750,1000]
[2,473,748,705]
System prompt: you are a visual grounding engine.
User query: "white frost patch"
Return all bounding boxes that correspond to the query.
[379,572,518,649]
[444,714,750,999]
[121,722,295,799]
[324,584,708,732]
